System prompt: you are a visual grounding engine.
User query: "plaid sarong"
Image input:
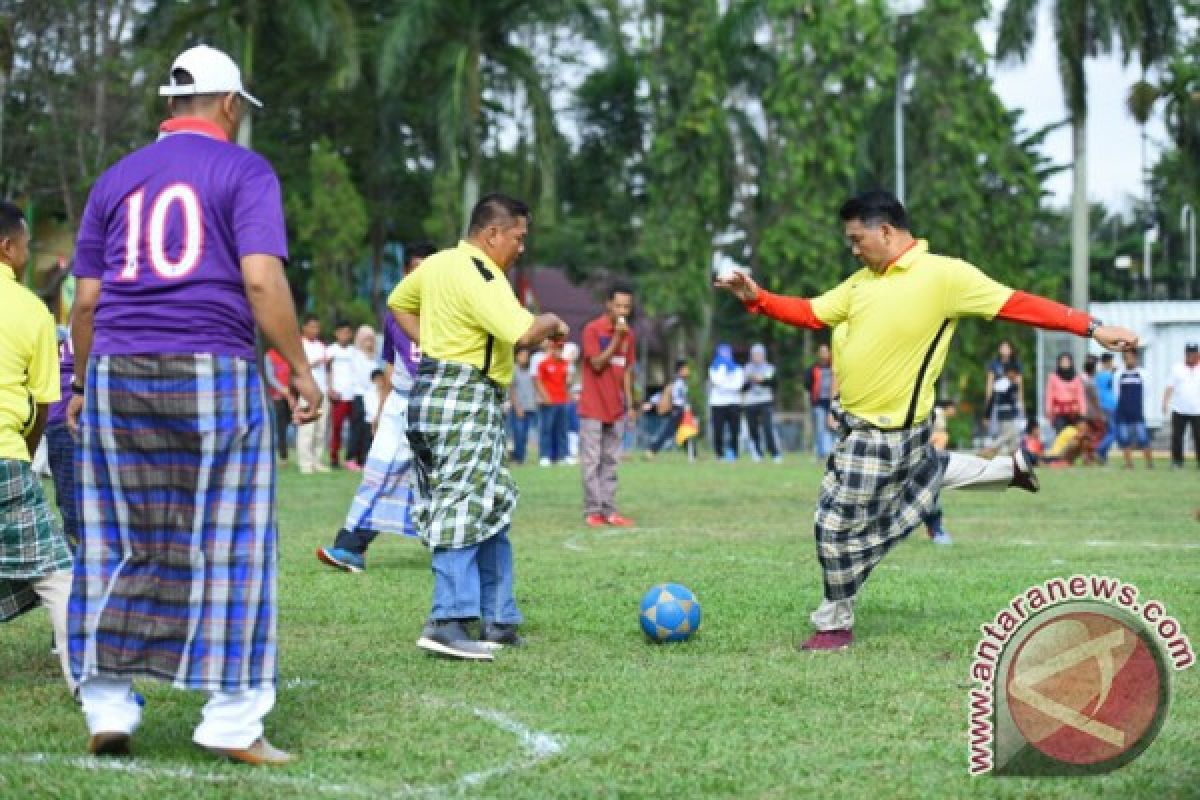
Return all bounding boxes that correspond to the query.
[0,458,72,621]
[815,413,940,602]
[407,358,516,550]
[342,388,417,537]
[46,423,79,549]
[68,355,276,691]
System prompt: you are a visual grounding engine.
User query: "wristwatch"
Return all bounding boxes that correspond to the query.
[71,381,85,395]
[1086,318,1102,338]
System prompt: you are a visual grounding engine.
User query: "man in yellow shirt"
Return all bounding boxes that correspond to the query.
[717,190,1138,651]
[0,201,74,690]
[389,193,567,661]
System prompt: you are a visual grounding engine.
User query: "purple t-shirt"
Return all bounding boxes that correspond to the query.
[381,315,420,388]
[74,125,288,359]
[47,330,74,427]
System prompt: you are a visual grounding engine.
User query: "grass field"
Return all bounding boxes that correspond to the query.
[2,453,1198,799]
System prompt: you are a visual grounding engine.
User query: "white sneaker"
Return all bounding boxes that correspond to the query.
[563,457,578,466]
[539,458,551,467]
[773,455,784,464]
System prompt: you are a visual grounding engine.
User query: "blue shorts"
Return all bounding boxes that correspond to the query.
[1116,421,1149,448]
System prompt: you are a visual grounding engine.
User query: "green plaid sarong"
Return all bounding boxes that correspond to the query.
[1,458,72,621]
[407,358,517,549]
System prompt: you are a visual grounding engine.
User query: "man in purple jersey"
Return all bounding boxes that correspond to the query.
[317,242,436,572]
[66,45,321,766]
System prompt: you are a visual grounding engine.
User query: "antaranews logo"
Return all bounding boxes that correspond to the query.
[967,575,1194,776]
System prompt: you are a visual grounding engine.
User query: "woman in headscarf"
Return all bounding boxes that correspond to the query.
[347,324,380,468]
[1044,352,1086,433]
[708,343,745,460]
[743,343,781,462]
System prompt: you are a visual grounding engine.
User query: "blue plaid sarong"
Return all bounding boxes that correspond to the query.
[341,388,417,537]
[45,423,79,549]
[68,355,277,691]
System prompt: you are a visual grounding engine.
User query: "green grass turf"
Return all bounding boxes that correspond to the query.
[2,455,1198,799]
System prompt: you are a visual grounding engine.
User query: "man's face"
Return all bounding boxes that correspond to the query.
[1123,351,1138,369]
[303,319,321,340]
[607,292,633,322]
[842,218,892,271]
[816,344,831,365]
[488,216,528,270]
[1186,350,1199,367]
[335,326,353,345]
[1,220,30,277]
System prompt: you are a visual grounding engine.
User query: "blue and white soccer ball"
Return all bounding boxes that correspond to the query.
[639,583,702,643]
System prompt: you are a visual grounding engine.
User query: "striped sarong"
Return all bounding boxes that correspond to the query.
[342,388,417,537]
[68,355,276,691]
[815,413,939,602]
[407,358,516,550]
[1,458,72,621]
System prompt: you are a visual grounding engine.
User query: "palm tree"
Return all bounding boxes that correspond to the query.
[996,0,1177,312]
[139,0,360,146]
[376,0,597,236]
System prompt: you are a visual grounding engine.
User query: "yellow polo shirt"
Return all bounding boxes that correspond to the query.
[0,262,60,461]
[811,240,1012,428]
[387,241,534,387]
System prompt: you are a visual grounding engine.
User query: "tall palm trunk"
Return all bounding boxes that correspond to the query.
[1069,114,1088,318]
[237,0,257,148]
[461,36,482,235]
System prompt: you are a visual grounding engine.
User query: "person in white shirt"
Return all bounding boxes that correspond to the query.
[1163,342,1200,469]
[326,322,359,469]
[298,315,331,474]
[346,325,380,470]
[708,343,745,460]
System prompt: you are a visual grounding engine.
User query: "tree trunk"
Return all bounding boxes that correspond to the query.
[461,37,482,236]
[1069,114,1088,357]
[237,2,257,148]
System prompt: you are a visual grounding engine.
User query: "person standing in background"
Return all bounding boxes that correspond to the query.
[1045,352,1086,433]
[708,344,744,461]
[1163,342,1200,469]
[804,344,835,459]
[535,338,570,466]
[326,322,357,469]
[578,285,637,527]
[1094,352,1117,462]
[299,315,331,474]
[346,324,380,470]
[508,348,537,465]
[1116,349,1154,469]
[742,343,781,463]
[45,325,79,548]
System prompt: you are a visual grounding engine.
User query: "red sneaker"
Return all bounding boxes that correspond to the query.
[585,513,608,528]
[798,629,853,651]
[606,513,636,527]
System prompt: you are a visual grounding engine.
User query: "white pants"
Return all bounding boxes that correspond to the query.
[296,399,330,471]
[32,570,73,690]
[79,676,276,749]
[941,452,1013,491]
[809,452,1014,631]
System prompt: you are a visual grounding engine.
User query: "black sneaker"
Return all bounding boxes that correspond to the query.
[416,620,494,661]
[480,622,524,650]
[1011,450,1040,493]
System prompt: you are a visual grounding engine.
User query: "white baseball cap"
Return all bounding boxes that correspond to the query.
[159,45,262,108]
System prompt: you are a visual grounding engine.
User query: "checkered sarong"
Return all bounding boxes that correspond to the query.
[68,355,277,691]
[45,423,79,549]
[407,358,516,549]
[815,413,940,602]
[341,388,417,537]
[0,458,72,621]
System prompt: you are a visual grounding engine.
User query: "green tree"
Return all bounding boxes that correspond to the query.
[996,0,1178,313]
[290,141,369,328]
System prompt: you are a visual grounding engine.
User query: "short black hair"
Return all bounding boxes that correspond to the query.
[335,320,352,330]
[303,313,320,325]
[166,68,224,114]
[1100,353,1114,362]
[405,240,436,265]
[839,190,910,230]
[370,368,384,381]
[1025,419,1040,434]
[467,193,530,235]
[0,201,26,239]
[674,359,689,372]
[607,282,634,300]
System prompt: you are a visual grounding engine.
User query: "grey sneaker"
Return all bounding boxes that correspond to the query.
[416,620,494,661]
[480,622,524,650]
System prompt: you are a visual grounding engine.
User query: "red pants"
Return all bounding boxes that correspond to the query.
[330,399,353,466]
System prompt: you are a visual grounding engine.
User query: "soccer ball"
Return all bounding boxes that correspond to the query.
[639,583,702,643]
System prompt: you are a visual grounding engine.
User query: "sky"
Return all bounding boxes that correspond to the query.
[979,4,1171,213]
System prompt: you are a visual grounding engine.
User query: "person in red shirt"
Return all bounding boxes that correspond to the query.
[578,285,637,526]
[535,338,570,465]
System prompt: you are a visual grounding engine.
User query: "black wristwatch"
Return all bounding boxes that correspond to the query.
[1086,318,1102,338]
[71,381,85,395]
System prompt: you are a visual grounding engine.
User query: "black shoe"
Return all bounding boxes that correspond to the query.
[1011,450,1040,493]
[480,622,524,650]
[416,620,494,661]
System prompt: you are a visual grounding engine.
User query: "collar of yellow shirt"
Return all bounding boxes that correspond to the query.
[881,238,929,275]
[457,240,504,277]
[0,260,15,281]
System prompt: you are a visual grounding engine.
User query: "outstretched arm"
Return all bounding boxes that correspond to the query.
[714,271,826,330]
[994,291,1137,352]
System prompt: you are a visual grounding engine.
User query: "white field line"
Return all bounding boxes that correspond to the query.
[2,703,566,799]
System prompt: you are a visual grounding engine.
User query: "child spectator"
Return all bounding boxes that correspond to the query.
[535,338,570,466]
